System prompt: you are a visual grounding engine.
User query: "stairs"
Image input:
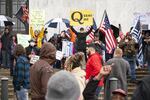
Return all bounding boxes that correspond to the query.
[127,68,150,100]
[0,68,16,100]
[98,68,150,100]
[0,67,149,100]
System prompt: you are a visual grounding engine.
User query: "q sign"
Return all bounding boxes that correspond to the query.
[70,10,93,26]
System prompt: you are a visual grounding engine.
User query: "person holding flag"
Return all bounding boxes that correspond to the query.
[99,10,117,61]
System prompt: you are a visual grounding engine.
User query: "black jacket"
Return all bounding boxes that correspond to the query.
[71,26,93,53]
[132,75,150,100]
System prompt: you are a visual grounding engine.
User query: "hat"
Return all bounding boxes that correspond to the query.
[112,89,127,96]
[46,70,80,100]
[28,38,36,43]
[87,43,96,49]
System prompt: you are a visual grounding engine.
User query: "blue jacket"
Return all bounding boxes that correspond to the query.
[13,55,30,90]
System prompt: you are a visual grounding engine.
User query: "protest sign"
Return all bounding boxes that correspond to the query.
[17,34,30,48]
[30,55,40,64]
[56,50,64,60]
[62,41,73,57]
[70,10,93,26]
[30,10,45,30]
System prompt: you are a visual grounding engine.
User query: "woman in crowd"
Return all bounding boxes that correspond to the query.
[10,34,17,76]
[65,52,86,100]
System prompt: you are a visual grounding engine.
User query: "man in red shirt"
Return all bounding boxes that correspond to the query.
[84,43,103,100]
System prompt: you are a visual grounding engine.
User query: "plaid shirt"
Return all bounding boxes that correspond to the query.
[13,55,30,90]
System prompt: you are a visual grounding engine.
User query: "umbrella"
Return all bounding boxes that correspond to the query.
[0,15,15,27]
[45,18,70,28]
[45,18,70,34]
[45,18,70,41]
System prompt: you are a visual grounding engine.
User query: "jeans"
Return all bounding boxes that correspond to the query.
[148,60,150,72]
[16,87,29,100]
[0,50,2,64]
[2,50,11,68]
[124,56,136,80]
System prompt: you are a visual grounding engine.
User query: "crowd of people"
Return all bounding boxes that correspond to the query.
[0,24,150,100]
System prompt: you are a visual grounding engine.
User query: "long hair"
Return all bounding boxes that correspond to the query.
[65,52,84,71]
[14,44,26,57]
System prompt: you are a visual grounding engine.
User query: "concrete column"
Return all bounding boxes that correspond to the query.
[1,77,9,100]
[109,77,118,97]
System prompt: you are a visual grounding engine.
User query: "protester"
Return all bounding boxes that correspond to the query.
[92,33,106,56]
[25,38,40,61]
[71,26,93,59]
[65,52,86,100]
[0,33,2,66]
[83,64,112,100]
[30,42,59,100]
[83,43,103,100]
[132,75,150,100]
[10,34,17,76]
[104,48,130,100]
[42,28,48,44]
[119,34,137,83]
[1,27,12,68]
[45,70,80,100]
[13,44,30,100]
[111,89,127,100]
[143,32,150,71]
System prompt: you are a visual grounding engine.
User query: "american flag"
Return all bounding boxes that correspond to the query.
[99,11,117,54]
[130,18,143,65]
[15,1,29,34]
[119,24,124,40]
[86,18,97,44]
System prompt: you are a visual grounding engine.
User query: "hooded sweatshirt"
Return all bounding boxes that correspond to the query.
[30,43,59,100]
[71,67,86,100]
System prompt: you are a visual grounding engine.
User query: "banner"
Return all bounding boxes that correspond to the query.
[133,12,150,25]
[70,10,93,26]
[17,34,31,48]
[30,10,45,30]
[62,41,73,57]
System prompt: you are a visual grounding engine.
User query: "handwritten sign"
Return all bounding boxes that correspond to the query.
[56,50,64,60]
[17,34,30,48]
[30,10,45,30]
[62,41,73,57]
[133,12,150,25]
[70,10,93,26]
[30,55,40,64]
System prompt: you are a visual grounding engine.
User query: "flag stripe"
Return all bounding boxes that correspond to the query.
[130,19,143,65]
[86,19,97,43]
[99,11,117,53]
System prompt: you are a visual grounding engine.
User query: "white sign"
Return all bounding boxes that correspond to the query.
[17,34,31,48]
[30,55,40,64]
[62,41,73,57]
[133,12,150,25]
[56,50,64,60]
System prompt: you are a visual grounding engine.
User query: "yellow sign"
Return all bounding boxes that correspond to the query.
[30,10,45,30]
[70,10,93,26]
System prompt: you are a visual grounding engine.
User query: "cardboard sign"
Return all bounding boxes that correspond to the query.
[133,12,150,25]
[30,10,45,30]
[17,34,30,48]
[70,10,93,26]
[56,50,64,60]
[30,55,40,64]
[62,41,73,57]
